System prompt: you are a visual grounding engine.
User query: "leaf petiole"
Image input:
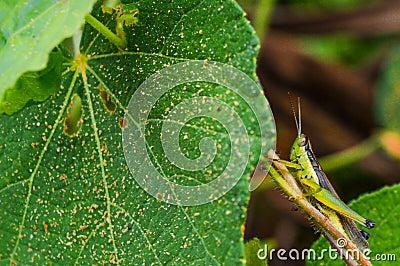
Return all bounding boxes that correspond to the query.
[84,13,127,50]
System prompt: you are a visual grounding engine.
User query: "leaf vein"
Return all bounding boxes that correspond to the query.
[83,73,120,264]
[87,62,221,265]
[159,0,206,54]
[9,69,79,265]
[112,203,163,265]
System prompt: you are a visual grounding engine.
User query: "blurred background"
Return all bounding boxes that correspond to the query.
[239,0,400,265]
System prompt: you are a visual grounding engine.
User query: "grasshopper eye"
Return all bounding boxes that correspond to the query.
[298,135,308,147]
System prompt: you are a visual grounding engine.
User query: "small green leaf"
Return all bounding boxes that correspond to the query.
[116,3,139,26]
[308,185,400,266]
[0,0,97,104]
[245,238,268,266]
[0,51,63,115]
[375,46,400,132]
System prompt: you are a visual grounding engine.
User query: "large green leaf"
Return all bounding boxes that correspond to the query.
[0,0,276,265]
[0,0,96,113]
[308,185,400,266]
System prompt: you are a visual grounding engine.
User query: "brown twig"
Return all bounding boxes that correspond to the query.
[270,159,372,266]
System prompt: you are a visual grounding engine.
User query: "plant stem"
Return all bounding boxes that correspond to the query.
[85,13,126,50]
[269,158,372,266]
[319,135,380,172]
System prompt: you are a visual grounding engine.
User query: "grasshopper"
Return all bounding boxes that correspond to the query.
[284,98,375,251]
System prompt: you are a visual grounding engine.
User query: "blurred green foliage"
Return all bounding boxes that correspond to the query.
[375,46,400,131]
[299,35,391,66]
[279,0,378,10]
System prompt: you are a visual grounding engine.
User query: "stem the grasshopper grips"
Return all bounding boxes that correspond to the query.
[286,97,375,251]
[292,135,376,229]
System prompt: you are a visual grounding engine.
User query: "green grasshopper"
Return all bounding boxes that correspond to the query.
[284,99,375,251]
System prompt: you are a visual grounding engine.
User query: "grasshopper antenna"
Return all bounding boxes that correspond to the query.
[288,92,300,136]
[297,97,302,136]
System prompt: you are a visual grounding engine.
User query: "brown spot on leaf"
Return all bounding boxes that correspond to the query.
[43,222,49,234]
[118,117,128,129]
[79,225,88,231]
[60,174,67,181]
[98,85,117,114]
[31,142,39,148]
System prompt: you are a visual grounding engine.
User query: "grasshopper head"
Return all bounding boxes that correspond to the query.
[290,134,309,161]
[289,95,310,160]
